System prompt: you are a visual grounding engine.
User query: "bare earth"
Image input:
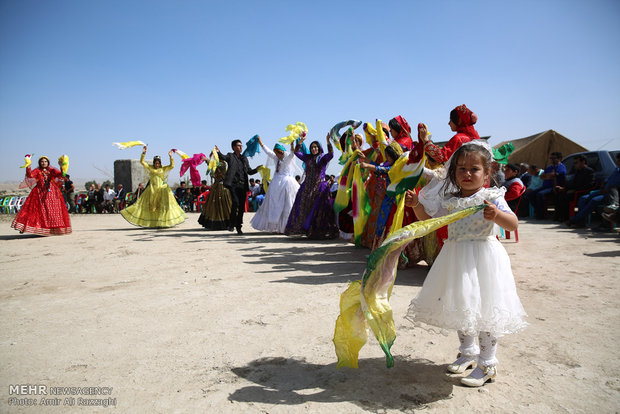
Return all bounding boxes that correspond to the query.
[0,213,618,413]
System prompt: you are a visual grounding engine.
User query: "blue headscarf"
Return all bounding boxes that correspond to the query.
[273,143,286,152]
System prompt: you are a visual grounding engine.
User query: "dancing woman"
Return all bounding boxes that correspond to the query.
[422,104,480,163]
[11,156,72,236]
[285,134,339,239]
[250,136,300,233]
[198,161,232,230]
[121,146,186,228]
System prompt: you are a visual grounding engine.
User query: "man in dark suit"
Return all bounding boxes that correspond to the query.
[216,140,261,234]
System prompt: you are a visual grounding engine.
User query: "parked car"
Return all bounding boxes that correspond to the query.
[562,150,619,185]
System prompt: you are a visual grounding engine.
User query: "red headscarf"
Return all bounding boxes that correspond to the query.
[391,115,413,151]
[453,104,480,140]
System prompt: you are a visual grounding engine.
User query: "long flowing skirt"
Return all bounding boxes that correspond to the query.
[198,183,232,230]
[11,186,71,236]
[285,180,338,239]
[251,174,299,233]
[121,185,186,228]
[406,237,528,337]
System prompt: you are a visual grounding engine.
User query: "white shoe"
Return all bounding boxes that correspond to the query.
[460,365,497,387]
[446,353,477,374]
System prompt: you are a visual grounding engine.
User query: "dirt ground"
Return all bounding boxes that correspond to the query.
[0,212,618,413]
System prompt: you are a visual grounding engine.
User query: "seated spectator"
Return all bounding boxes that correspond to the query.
[248,178,261,212]
[519,163,531,188]
[491,161,505,186]
[101,184,116,213]
[85,183,97,213]
[199,180,210,195]
[129,182,145,206]
[92,183,104,213]
[184,188,195,212]
[175,182,187,205]
[553,155,595,222]
[501,163,525,212]
[250,179,266,211]
[531,152,567,220]
[567,152,620,227]
[113,183,126,213]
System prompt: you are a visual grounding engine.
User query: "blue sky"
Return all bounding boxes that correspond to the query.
[1,0,619,187]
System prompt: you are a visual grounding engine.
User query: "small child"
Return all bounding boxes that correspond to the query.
[405,141,527,387]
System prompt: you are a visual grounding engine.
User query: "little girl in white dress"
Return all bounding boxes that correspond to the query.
[405,141,527,387]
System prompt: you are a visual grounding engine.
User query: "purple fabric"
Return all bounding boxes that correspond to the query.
[285,143,338,239]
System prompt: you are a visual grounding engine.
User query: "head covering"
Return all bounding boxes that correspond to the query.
[309,140,325,163]
[273,143,286,152]
[389,115,413,150]
[153,155,162,166]
[388,140,404,157]
[38,156,50,167]
[452,104,480,140]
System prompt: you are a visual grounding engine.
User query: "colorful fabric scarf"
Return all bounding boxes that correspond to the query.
[279,122,307,144]
[180,153,207,186]
[333,204,486,368]
[242,135,261,157]
[112,141,146,149]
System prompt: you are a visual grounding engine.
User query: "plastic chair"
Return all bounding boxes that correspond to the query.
[568,187,598,218]
[244,191,251,212]
[502,193,523,243]
[195,191,209,212]
[16,196,26,212]
[1,197,11,213]
[7,197,18,213]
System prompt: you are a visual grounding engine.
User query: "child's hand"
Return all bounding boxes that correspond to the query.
[483,200,499,221]
[405,189,418,207]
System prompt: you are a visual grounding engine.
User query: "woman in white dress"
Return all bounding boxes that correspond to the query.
[250,136,301,233]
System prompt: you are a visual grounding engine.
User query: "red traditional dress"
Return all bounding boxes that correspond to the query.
[11,164,71,236]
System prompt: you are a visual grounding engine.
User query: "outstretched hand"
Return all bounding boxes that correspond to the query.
[142,146,147,154]
[168,149,174,157]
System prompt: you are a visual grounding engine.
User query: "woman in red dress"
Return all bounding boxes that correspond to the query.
[11,156,72,236]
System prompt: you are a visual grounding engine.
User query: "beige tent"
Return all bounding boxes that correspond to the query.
[494,130,588,168]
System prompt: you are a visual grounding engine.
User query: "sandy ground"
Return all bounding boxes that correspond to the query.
[0,212,619,413]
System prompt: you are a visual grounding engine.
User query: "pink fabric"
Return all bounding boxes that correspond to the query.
[180,153,206,186]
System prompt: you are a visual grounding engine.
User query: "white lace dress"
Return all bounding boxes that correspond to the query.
[406,187,528,337]
[250,145,300,233]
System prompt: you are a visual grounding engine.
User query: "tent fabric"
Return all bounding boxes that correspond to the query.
[493,130,587,168]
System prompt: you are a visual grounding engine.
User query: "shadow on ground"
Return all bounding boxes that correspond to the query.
[228,356,454,411]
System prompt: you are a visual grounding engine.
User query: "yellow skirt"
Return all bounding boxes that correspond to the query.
[121,185,186,228]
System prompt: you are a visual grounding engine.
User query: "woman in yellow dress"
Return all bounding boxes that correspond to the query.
[121,146,186,227]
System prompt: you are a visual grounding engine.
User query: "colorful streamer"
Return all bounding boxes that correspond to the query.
[112,141,146,149]
[352,163,371,247]
[58,155,69,176]
[207,148,219,175]
[333,149,361,213]
[242,135,261,158]
[333,204,486,369]
[20,154,32,169]
[172,149,190,160]
[329,120,362,150]
[180,153,207,187]
[279,122,308,145]
[257,166,271,193]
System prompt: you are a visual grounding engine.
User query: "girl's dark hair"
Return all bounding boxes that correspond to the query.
[505,163,520,172]
[443,144,492,194]
[450,109,460,125]
[153,156,162,165]
[384,145,399,163]
[388,118,402,134]
[231,139,242,149]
